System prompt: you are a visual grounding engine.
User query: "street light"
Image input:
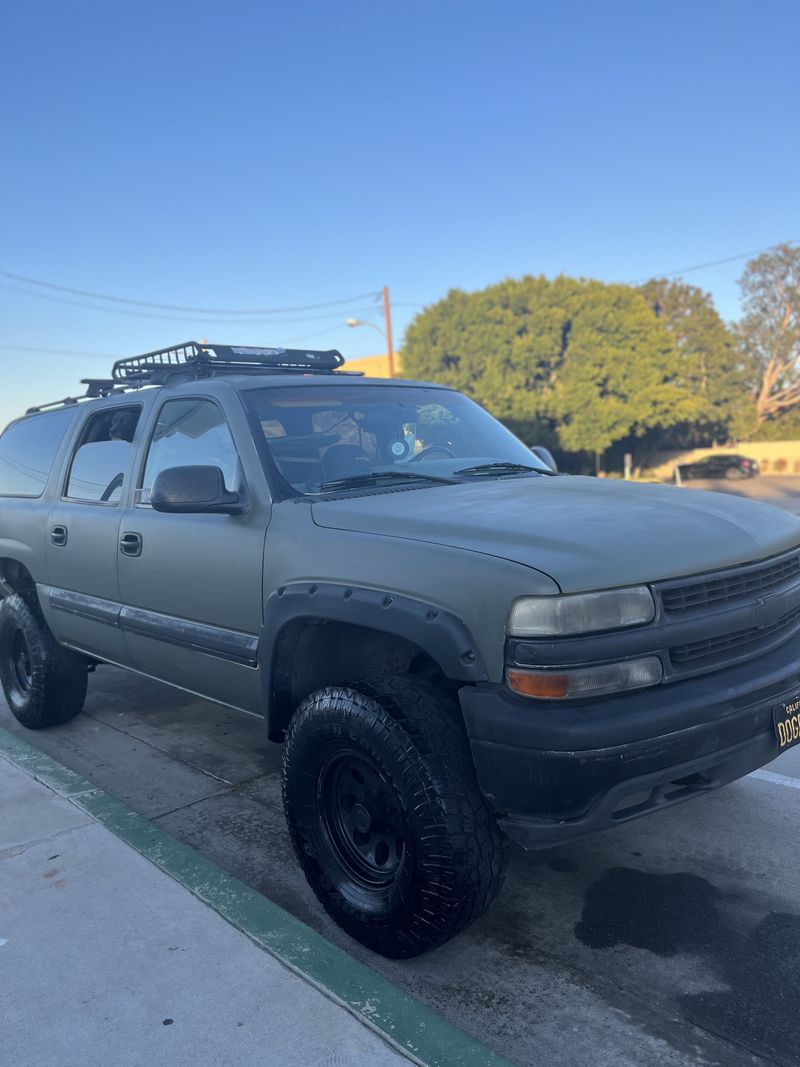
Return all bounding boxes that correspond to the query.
[346,317,385,337]
[345,285,395,377]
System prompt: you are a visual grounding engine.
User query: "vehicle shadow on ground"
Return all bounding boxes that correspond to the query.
[2,668,798,1066]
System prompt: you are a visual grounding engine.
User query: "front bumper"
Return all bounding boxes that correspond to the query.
[459,635,800,849]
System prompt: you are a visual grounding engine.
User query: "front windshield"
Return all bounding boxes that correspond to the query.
[245,384,549,495]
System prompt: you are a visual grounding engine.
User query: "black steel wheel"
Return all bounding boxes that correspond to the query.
[282,676,508,958]
[10,628,33,699]
[0,594,88,729]
[319,749,408,893]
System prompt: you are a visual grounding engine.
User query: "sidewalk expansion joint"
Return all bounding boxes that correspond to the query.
[82,710,238,786]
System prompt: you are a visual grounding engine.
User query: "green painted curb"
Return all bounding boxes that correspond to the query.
[0,725,511,1067]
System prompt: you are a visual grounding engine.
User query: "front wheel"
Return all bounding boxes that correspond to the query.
[0,594,88,729]
[281,677,508,958]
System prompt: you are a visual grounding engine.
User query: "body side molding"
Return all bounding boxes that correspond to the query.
[43,584,258,667]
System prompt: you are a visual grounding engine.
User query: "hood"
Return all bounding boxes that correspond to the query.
[311,476,800,593]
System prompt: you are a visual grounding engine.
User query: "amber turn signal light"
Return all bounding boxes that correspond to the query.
[507,669,571,698]
[506,657,663,699]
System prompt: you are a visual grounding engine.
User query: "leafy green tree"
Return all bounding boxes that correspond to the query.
[738,243,800,423]
[550,281,701,454]
[400,276,565,445]
[639,278,748,441]
[402,274,701,460]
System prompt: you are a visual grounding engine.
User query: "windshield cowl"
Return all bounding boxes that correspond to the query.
[454,462,554,478]
[317,469,459,494]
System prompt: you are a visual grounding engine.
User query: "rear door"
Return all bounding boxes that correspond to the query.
[0,408,79,594]
[44,402,144,663]
[116,389,269,713]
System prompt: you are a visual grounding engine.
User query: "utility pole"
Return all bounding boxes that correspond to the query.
[382,285,395,378]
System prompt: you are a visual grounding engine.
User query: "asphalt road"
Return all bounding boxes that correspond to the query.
[3,478,800,1066]
[680,474,800,515]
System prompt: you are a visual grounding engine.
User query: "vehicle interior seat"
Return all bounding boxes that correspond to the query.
[321,444,372,481]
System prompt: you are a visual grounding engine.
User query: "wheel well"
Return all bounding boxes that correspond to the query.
[0,559,36,600]
[268,619,455,741]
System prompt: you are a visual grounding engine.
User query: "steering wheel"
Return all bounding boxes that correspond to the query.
[409,445,456,463]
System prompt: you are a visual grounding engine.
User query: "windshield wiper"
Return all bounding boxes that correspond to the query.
[318,470,458,493]
[454,461,553,477]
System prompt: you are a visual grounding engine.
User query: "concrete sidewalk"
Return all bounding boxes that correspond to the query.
[0,755,406,1067]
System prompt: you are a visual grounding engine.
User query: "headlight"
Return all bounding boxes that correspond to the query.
[507,656,663,699]
[508,586,655,637]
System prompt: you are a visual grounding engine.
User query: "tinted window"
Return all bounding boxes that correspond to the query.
[0,408,77,497]
[66,406,141,503]
[139,399,240,504]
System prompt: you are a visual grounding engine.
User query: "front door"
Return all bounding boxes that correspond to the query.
[117,394,268,713]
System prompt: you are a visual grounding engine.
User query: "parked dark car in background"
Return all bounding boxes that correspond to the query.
[678,453,760,481]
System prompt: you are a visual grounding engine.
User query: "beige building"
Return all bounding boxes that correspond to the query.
[343,352,402,378]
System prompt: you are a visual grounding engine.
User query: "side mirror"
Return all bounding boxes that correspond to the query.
[150,465,245,515]
[530,445,558,473]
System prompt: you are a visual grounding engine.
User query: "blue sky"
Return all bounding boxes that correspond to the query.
[1,0,798,427]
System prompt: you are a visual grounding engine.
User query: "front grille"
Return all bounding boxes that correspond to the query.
[670,603,800,665]
[662,551,800,612]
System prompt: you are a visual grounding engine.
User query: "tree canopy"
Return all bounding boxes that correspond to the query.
[738,243,800,423]
[402,275,702,458]
[639,278,750,440]
[400,246,800,465]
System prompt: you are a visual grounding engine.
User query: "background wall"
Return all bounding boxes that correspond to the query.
[645,442,800,479]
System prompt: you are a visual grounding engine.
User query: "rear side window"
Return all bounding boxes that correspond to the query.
[0,408,77,497]
[65,406,141,504]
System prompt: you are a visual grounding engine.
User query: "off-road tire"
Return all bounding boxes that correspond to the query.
[0,594,88,729]
[281,675,508,958]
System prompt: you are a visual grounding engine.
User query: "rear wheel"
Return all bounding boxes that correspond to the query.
[282,676,508,958]
[0,594,88,729]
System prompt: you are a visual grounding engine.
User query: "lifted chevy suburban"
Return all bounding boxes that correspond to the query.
[1,341,799,958]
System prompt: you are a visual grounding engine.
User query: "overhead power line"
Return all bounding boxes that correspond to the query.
[278,313,386,347]
[277,326,343,346]
[0,268,381,315]
[0,343,113,359]
[627,239,799,285]
[0,282,380,325]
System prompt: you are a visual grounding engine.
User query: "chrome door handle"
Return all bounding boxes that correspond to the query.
[119,532,143,557]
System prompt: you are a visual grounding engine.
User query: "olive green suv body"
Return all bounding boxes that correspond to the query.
[2,343,799,956]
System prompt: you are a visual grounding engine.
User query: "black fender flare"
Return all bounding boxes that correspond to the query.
[260,581,487,738]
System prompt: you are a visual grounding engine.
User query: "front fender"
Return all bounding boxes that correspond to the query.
[260,581,487,737]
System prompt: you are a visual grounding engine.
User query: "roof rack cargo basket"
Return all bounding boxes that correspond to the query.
[111,341,346,384]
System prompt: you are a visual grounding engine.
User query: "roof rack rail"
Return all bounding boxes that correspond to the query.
[111,341,346,385]
[25,340,358,414]
[25,380,143,414]
[25,396,82,415]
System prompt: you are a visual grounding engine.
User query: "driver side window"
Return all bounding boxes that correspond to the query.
[139,398,240,505]
[65,406,141,504]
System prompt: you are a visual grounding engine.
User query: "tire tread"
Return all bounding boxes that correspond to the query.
[0,594,87,729]
[282,675,508,957]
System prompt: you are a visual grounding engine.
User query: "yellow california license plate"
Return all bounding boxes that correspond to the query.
[773,697,800,751]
